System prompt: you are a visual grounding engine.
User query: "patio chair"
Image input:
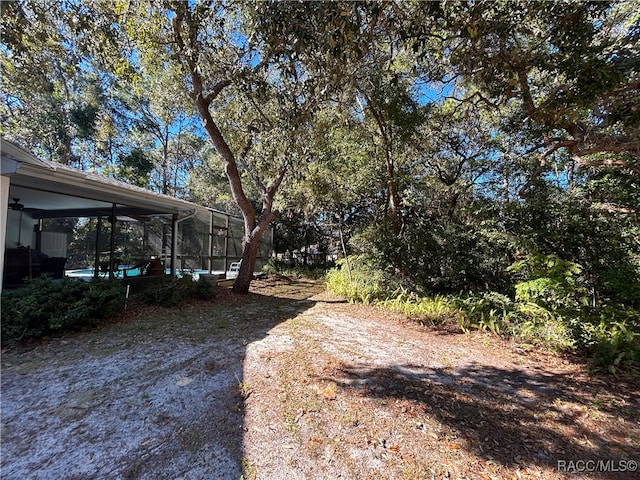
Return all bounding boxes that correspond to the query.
[227,260,241,279]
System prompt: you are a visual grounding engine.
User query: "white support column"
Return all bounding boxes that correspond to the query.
[0,175,10,291]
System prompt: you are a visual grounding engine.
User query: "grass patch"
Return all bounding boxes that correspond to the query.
[381,291,459,324]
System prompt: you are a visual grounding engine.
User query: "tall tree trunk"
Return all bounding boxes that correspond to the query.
[362,91,402,233]
[234,229,262,293]
[172,5,287,293]
[385,146,402,233]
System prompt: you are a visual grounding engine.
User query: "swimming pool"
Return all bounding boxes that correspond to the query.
[65,268,222,280]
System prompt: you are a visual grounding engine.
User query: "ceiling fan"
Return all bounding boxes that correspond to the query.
[9,198,24,211]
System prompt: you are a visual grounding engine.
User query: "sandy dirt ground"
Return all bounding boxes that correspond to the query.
[2,278,639,479]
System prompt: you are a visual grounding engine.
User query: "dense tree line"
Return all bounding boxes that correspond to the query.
[2,1,638,311]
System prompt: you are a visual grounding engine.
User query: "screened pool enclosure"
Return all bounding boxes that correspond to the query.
[60,208,272,279]
[1,139,272,288]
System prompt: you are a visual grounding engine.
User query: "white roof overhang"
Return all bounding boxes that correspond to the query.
[1,139,210,220]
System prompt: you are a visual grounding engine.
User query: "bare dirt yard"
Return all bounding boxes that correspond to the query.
[2,277,639,479]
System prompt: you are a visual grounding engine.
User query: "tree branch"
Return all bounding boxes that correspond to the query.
[250,159,289,240]
[577,159,640,174]
[514,61,542,123]
[267,159,289,200]
[519,131,640,198]
[518,140,575,198]
[203,79,232,105]
[591,203,636,214]
[171,5,256,227]
[236,138,267,197]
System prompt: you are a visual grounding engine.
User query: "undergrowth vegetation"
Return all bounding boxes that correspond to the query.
[1,277,126,345]
[326,255,640,373]
[141,275,216,307]
[263,258,328,280]
[1,275,217,345]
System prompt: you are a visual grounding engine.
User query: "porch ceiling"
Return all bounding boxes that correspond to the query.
[8,183,176,220]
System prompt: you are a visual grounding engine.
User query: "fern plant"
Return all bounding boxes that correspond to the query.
[507,253,589,312]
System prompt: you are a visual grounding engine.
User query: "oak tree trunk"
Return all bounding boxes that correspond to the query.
[233,233,261,294]
[173,6,285,294]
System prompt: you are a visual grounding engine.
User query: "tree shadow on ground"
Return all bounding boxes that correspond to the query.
[0,279,319,480]
[327,362,640,479]
[120,285,320,480]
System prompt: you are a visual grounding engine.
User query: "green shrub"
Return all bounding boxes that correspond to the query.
[326,257,459,322]
[454,291,640,369]
[1,277,126,345]
[263,258,287,275]
[141,275,216,307]
[509,302,574,351]
[598,263,640,307]
[454,290,579,352]
[350,218,515,294]
[453,292,515,335]
[325,255,399,303]
[507,253,589,312]
[568,307,640,372]
[263,258,328,279]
